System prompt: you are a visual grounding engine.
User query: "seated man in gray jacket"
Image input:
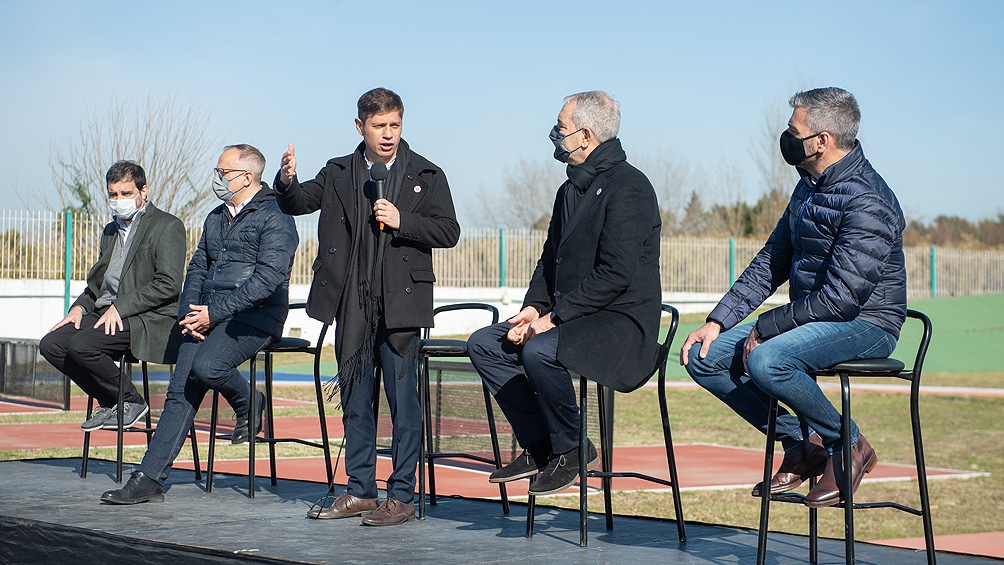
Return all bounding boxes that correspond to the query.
[101,144,299,504]
[40,160,185,431]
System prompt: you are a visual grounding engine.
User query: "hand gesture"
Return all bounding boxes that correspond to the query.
[49,305,84,333]
[94,304,124,335]
[279,143,297,185]
[506,306,540,345]
[680,321,722,366]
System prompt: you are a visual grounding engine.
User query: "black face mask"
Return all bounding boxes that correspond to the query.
[779,130,822,167]
[550,125,583,163]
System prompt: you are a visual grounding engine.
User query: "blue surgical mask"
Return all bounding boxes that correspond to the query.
[549,125,582,163]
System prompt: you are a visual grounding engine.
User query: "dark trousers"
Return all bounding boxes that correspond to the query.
[467,322,579,455]
[340,325,421,503]
[139,320,272,484]
[38,310,140,407]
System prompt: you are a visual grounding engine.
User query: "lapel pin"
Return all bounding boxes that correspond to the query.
[596,188,602,195]
[414,185,422,193]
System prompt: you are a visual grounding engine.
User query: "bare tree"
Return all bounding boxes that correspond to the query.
[635,153,691,234]
[46,96,222,223]
[481,158,564,229]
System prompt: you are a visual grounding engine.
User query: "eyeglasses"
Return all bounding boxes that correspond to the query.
[214,168,250,178]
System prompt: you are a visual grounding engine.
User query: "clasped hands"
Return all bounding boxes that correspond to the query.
[506,306,555,346]
[180,305,213,341]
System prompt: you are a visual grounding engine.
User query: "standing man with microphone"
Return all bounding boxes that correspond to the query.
[274,87,460,526]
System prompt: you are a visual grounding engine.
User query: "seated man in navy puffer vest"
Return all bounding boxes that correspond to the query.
[101,143,299,504]
[682,87,906,508]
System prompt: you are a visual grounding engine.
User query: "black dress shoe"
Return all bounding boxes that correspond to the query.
[100,471,164,505]
[528,440,599,496]
[232,389,266,445]
[751,436,828,496]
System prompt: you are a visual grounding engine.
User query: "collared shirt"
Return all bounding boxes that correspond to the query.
[225,198,250,218]
[113,205,147,244]
[364,153,396,179]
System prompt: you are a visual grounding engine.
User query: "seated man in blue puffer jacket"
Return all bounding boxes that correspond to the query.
[681,87,906,508]
[101,143,299,504]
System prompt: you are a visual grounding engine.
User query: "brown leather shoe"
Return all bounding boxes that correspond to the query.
[804,434,878,508]
[361,498,416,526]
[751,436,828,497]
[306,493,378,519]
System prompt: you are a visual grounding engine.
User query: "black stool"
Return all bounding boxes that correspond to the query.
[81,355,201,483]
[525,304,687,547]
[206,304,333,498]
[417,303,509,520]
[756,309,935,565]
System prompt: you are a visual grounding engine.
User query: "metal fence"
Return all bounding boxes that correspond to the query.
[2,212,1003,298]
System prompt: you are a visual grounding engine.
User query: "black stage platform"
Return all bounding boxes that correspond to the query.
[0,458,995,564]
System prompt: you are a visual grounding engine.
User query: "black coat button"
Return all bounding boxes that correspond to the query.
[340,216,346,224]
[402,254,409,262]
[328,247,336,254]
[556,256,563,264]
[320,280,328,287]
[407,174,414,180]
[405,287,413,294]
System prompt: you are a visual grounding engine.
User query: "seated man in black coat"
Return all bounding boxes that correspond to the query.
[101,144,299,504]
[468,91,664,495]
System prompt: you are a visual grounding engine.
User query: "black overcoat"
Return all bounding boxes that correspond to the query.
[524,160,663,392]
[274,140,460,329]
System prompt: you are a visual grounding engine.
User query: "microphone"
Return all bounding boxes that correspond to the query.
[371,162,388,231]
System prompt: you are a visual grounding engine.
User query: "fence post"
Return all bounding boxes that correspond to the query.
[930,245,937,298]
[63,211,73,314]
[498,228,506,288]
[728,237,736,285]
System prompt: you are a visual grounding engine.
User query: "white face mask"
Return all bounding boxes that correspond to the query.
[108,196,140,220]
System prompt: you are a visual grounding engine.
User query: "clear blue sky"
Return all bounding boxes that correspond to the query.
[2,0,1001,226]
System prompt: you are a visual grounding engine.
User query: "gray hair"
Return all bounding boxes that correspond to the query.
[564,91,621,143]
[789,87,860,150]
[225,144,266,182]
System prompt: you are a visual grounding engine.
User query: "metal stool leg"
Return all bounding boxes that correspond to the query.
[578,376,588,548]
[419,355,429,519]
[265,352,278,486]
[756,398,780,565]
[248,354,258,498]
[658,366,687,542]
[840,372,855,564]
[483,382,510,514]
[115,356,127,483]
[81,396,95,478]
[206,391,220,492]
[597,383,614,531]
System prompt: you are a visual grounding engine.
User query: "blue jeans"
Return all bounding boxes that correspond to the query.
[139,320,272,484]
[684,319,896,454]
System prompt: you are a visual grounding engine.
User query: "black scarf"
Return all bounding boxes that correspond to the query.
[325,142,416,401]
[562,138,626,224]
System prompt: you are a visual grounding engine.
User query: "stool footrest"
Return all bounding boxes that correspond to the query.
[427,452,497,466]
[588,470,674,489]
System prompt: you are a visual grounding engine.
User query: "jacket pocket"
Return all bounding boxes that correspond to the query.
[410,269,436,283]
[312,257,323,272]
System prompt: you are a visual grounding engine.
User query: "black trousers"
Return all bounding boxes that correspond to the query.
[39,309,140,407]
[467,322,580,455]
